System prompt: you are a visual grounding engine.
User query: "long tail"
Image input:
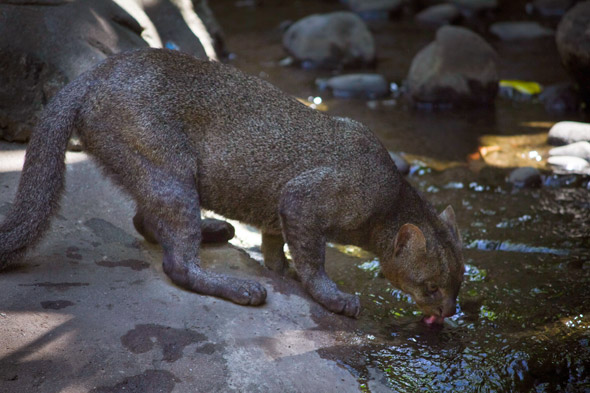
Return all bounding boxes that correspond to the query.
[0,81,84,268]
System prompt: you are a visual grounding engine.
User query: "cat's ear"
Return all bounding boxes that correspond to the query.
[440,205,461,246]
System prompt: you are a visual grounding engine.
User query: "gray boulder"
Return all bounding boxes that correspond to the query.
[317,74,389,99]
[490,21,554,41]
[0,0,224,143]
[549,141,590,161]
[556,1,590,99]
[415,4,461,27]
[282,11,376,69]
[406,26,499,107]
[451,0,498,15]
[547,121,590,145]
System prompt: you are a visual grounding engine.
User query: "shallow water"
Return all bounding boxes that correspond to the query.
[212,1,590,391]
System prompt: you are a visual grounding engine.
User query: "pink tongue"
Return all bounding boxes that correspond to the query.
[423,315,445,325]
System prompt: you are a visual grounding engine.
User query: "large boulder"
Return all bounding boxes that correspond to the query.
[556,1,590,100]
[0,0,225,143]
[406,26,499,107]
[282,11,376,69]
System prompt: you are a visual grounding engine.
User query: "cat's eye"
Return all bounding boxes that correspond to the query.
[426,282,438,293]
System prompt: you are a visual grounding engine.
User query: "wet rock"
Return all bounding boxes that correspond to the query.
[389,152,410,175]
[548,155,590,172]
[0,0,224,143]
[507,167,542,188]
[490,22,554,41]
[348,0,403,20]
[556,2,590,99]
[547,121,590,145]
[415,4,461,27]
[538,83,580,113]
[532,0,575,17]
[282,11,375,69]
[317,74,389,99]
[406,26,499,107]
[549,141,590,161]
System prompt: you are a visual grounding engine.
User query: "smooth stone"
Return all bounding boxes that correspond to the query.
[490,21,554,41]
[547,121,590,146]
[549,142,590,161]
[415,4,461,27]
[406,25,499,107]
[507,167,542,188]
[321,74,389,99]
[389,152,410,175]
[282,11,375,69]
[548,155,590,172]
[538,83,580,113]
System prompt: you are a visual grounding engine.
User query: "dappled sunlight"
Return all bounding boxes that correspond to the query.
[0,146,89,173]
[469,132,550,169]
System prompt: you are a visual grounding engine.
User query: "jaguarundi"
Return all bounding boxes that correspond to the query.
[0,49,464,323]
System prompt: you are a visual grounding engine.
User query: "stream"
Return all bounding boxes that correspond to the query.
[211,1,590,391]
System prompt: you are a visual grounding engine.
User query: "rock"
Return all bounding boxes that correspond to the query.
[415,4,461,27]
[532,0,575,17]
[348,0,403,20]
[389,152,410,175]
[547,121,590,145]
[406,26,499,107]
[507,167,542,188]
[318,74,389,99]
[547,155,590,172]
[538,83,580,113]
[549,142,590,161]
[282,11,376,69]
[556,2,590,99]
[0,0,224,143]
[490,22,554,41]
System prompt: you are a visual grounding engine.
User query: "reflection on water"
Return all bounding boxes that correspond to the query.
[210,0,590,390]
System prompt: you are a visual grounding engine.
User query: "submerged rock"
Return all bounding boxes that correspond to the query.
[406,26,499,108]
[415,4,461,27]
[507,167,542,188]
[451,0,498,15]
[348,0,403,20]
[282,12,375,69]
[549,142,590,161]
[548,121,590,145]
[490,21,554,41]
[556,2,590,99]
[317,74,389,99]
[538,83,580,113]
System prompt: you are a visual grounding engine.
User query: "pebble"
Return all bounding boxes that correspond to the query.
[415,4,461,27]
[490,21,554,41]
[549,141,590,161]
[538,83,580,113]
[547,121,590,146]
[389,152,410,175]
[317,74,389,99]
[531,0,575,17]
[507,167,542,188]
[547,156,590,172]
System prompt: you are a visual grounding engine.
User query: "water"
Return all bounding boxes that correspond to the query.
[211,1,590,391]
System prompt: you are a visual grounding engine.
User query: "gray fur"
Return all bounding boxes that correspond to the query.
[0,49,464,318]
